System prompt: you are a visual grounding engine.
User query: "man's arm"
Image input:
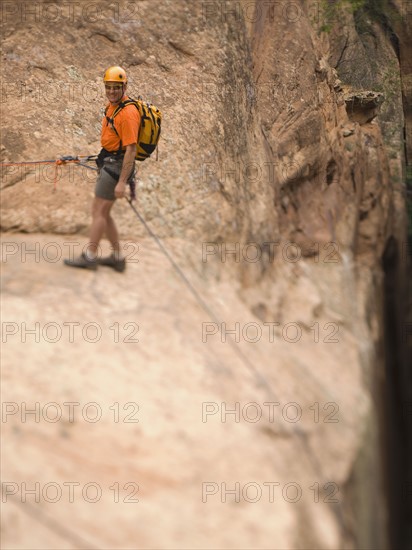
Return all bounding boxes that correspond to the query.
[115,144,136,199]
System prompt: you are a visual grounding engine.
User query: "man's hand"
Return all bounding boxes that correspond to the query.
[115,182,127,199]
[115,144,136,199]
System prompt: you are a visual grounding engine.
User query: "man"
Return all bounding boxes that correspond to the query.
[64,66,140,272]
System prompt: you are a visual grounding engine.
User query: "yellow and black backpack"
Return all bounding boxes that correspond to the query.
[105,97,162,161]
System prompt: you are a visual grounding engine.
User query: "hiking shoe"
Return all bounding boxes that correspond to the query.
[97,254,126,273]
[64,252,98,270]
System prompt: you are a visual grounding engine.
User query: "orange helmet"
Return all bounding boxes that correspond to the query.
[103,66,127,83]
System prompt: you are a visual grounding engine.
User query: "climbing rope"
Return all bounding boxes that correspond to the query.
[0,155,98,190]
[126,196,327,480]
[0,151,328,480]
[126,196,278,400]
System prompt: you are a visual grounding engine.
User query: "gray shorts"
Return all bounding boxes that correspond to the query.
[95,157,135,201]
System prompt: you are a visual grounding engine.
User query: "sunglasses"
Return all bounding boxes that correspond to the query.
[105,85,123,91]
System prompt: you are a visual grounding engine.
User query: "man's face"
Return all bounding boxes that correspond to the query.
[105,82,125,105]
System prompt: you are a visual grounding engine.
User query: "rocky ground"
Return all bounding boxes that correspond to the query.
[2,233,370,549]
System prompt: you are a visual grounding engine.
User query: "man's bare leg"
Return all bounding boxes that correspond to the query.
[64,197,125,270]
[105,214,122,258]
[88,197,115,256]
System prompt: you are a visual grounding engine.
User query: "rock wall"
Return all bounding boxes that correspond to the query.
[1,1,410,548]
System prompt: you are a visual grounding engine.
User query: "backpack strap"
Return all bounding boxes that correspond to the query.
[105,103,126,155]
[112,99,137,118]
[104,99,141,155]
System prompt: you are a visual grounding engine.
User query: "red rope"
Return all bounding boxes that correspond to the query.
[0,159,84,190]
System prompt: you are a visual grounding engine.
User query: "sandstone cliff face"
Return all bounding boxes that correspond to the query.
[1,1,410,549]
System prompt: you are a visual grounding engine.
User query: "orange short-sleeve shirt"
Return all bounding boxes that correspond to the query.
[101,95,141,152]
